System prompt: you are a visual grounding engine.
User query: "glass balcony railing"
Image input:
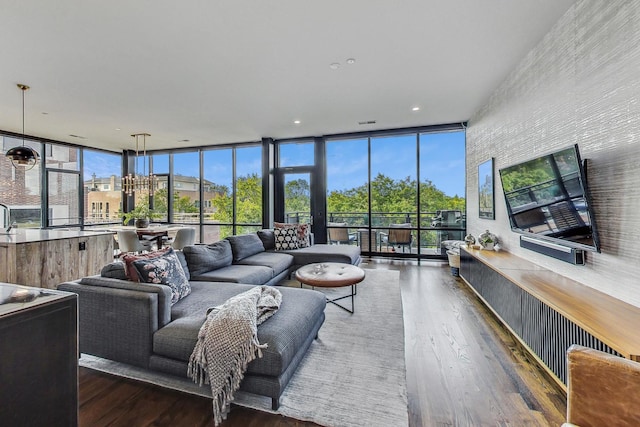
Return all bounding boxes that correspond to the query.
[285,210,466,256]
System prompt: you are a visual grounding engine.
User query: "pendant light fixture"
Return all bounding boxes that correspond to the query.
[122,133,158,196]
[5,84,39,170]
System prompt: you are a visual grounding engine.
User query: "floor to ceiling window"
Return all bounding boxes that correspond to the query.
[419,131,466,254]
[325,127,465,258]
[201,144,263,242]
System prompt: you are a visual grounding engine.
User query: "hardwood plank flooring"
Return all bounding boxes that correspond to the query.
[78,259,566,426]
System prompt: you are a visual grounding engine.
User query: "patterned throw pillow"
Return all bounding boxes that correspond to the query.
[297,223,311,248]
[274,226,299,250]
[122,247,172,282]
[131,248,191,304]
[275,222,311,248]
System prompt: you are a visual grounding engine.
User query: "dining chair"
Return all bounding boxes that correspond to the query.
[169,227,196,250]
[116,230,153,254]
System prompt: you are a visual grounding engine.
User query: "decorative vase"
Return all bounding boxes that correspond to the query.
[478,229,497,250]
[135,218,149,228]
[464,233,476,248]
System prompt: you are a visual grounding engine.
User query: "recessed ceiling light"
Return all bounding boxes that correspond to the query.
[293,120,301,125]
[68,134,87,139]
[329,63,340,70]
[412,107,421,111]
[41,112,49,115]
[178,139,190,142]
[115,128,121,131]
[346,58,356,65]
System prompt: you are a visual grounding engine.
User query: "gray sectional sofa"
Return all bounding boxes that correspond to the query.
[58,229,361,409]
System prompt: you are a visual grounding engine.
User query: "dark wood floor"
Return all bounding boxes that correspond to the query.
[78,259,566,426]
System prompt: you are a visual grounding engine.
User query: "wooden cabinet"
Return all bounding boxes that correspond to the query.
[0,283,78,426]
[460,247,640,388]
[0,229,113,289]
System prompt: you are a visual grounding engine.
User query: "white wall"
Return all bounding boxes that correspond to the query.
[466,1,640,307]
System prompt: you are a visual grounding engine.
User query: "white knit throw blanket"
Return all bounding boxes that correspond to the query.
[187,285,282,426]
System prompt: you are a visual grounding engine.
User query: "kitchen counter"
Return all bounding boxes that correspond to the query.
[0,228,113,244]
[0,229,114,288]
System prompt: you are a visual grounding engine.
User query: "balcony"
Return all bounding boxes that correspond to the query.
[286,210,466,257]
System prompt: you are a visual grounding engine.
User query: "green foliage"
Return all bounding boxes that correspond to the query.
[149,188,198,217]
[327,174,465,220]
[284,178,310,215]
[210,173,262,224]
[121,200,162,225]
[208,172,465,227]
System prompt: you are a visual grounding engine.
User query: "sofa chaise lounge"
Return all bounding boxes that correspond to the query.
[58,230,361,409]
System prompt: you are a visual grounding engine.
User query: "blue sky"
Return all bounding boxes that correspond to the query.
[84,131,465,197]
[290,131,467,197]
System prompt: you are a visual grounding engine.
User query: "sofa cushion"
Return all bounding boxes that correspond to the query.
[235,251,294,277]
[257,229,275,250]
[226,233,265,262]
[274,226,299,250]
[101,261,128,280]
[279,244,361,266]
[154,282,326,377]
[190,264,274,285]
[131,248,191,305]
[182,240,232,276]
[174,250,190,280]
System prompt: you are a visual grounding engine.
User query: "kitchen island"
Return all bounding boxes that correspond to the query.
[0,229,114,288]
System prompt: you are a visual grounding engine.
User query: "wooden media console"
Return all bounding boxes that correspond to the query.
[460,246,640,389]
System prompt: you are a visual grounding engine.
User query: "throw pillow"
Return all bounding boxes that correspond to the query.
[182,240,233,277]
[122,247,171,282]
[100,261,128,280]
[226,234,265,262]
[174,250,191,280]
[297,223,311,248]
[274,222,296,229]
[257,229,276,250]
[275,222,311,248]
[274,226,299,250]
[131,248,191,305]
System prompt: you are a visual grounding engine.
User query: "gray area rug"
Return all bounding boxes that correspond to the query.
[80,268,408,427]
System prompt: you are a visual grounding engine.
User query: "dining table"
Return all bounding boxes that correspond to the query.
[107,225,186,249]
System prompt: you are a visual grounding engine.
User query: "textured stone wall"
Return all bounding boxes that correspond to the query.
[466,1,640,306]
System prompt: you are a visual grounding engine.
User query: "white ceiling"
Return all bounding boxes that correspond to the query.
[0,0,575,153]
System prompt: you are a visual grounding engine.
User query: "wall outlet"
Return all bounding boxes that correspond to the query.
[79,241,86,251]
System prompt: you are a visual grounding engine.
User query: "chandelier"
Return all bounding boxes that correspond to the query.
[122,133,158,196]
[5,84,39,170]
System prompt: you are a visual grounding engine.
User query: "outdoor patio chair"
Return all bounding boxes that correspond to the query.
[380,223,413,253]
[327,223,357,245]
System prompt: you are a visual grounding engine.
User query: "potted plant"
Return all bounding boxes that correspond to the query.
[478,229,497,250]
[121,202,162,228]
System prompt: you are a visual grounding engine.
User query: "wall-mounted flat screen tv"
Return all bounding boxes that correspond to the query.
[498,144,600,252]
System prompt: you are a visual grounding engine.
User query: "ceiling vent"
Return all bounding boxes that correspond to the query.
[358,120,377,125]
